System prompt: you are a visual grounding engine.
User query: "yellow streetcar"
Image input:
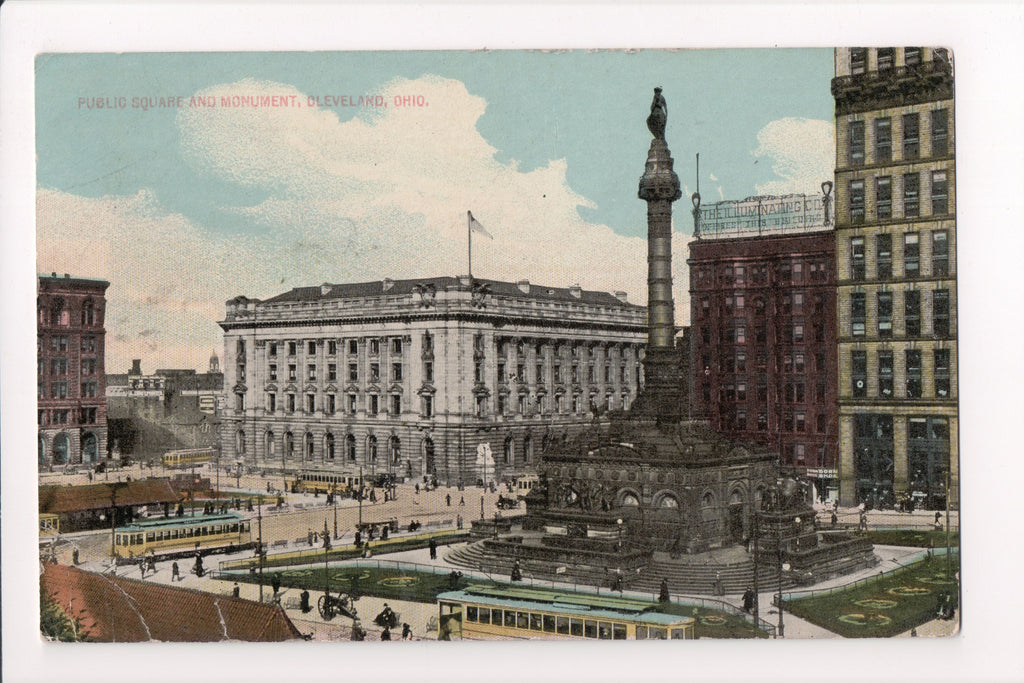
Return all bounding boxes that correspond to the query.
[288,470,363,495]
[436,584,696,640]
[113,512,253,561]
[161,447,217,469]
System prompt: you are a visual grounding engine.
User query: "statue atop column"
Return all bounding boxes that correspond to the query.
[646,87,667,140]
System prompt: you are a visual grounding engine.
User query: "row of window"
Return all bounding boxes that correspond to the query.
[251,391,405,418]
[717,380,829,407]
[38,381,100,399]
[39,335,98,353]
[849,288,951,338]
[260,360,411,384]
[721,404,833,439]
[495,361,634,386]
[691,260,831,287]
[38,356,99,378]
[848,171,949,224]
[37,299,101,327]
[850,349,952,399]
[703,349,830,377]
[850,231,949,280]
[847,109,949,167]
[461,605,640,639]
[849,47,948,76]
[696,291,830,320]
[38,407,99,426]
[701,320,826,347]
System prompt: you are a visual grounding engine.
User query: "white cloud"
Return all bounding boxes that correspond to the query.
[752,117,835,196]
[39,75,696,371]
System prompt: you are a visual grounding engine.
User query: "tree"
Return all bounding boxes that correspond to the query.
[40,591,90,642]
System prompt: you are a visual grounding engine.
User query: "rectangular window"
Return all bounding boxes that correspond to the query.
[905,290,921,336]
[51,358,68,375]
[906,350,922,398]
[288,364,297,381]
[875,118,892,163]
[368,394,379,416]
[348,339,358,355]
[348,394,357,415]
[326,394,336,415]
[904,173,920,217]
[307,364,316,381]
[850,48,867,75]
[849,120,865,166]
[287,394,295,413]
[268,363,277,381]
[876,234,892,280]
[905,47,922,66]
[877,291,893,337]
[875,176,892,219]
[934,349,951,398]
[877,47,894,70]
[391,338,403,355]
[931,171,948,215]
[306,393,316,413]
[851,293,866,337]
[392,363,403,381]
[850,236,865,279]
[327,340,337,355]
[932,231,949,277]
[268,341,277,356]
[474,361,484,384]
[307,340,316,356]
[424,361,434,382]
[266,392,276,413]
[235,393,245,411]
[391,394,401,416]
[903,112,920,159]
[796,412,806,433]
[793,324,804,343]
[904,233,920,277]
[369,339,380,355]
[422,394,433,418]
[80,381,98,397]
[370,363,380,382]
[932,109,949,156]
[879,351,894,398]
[852,351,867,398]
[933,289,950,338]
[535,364,544,384]
[288,341,296,356]
[736,352,747,373]
[81,336,96,352]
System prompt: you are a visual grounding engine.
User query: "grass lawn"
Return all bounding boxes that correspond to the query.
[784,552,959,638]
[226,566,765,638]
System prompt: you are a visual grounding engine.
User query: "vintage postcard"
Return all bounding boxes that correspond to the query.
[3,3,1021,683]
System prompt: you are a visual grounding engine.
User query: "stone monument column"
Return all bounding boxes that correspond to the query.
[634,87,686,422]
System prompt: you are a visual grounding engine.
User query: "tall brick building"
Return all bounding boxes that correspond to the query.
[688,193,838,500]
[832,47,957,509]
[37,273,110,467]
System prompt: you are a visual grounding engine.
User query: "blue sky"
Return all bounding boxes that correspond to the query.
[36,50,835,372]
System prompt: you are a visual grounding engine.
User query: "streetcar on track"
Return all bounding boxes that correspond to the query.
[113,512,254,562]
[436,584,695,640]
[161,447,217,469]
[288,469,363,495]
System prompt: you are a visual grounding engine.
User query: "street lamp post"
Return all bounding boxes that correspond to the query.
[332,487,338,540]
[257,495,264,603]
[358,465,364,528]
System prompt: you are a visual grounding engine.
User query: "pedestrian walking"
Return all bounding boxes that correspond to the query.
[429,538,437,560]
[459,496,465,506]
[232,583,240,598]
[271,573,281,595]
[830,511,838,527]
[446,493,452,507]
[402,623,412,640]
[139,558,146,579]
[172,561,180,581]
[381,626,391,641]
[742,587,755,614]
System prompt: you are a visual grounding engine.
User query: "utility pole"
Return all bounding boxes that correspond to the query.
[358,465,364,528]
[257,495,264,603]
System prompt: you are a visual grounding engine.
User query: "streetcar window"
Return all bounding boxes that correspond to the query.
[504,611,516,628]
[671,628,687,639]
[543,615,556,632]
[115,534,121,545]
[584,620,597,638]
[612,624,627,640]
[530,614,543,631]
[136,534,143,544]
[146,533,155,542]
[569,619,583,637]
[465,606,477,622]
[478,608,490,624]
[649,627,666,640]
[556,617,569,635]
[490,609,502,626]
[598,622,612,640]
[635,625,648,640]
[517,612,529,629]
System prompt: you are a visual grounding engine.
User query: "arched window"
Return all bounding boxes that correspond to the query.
[53,433,70,464]
[305,432,314,461]
[81,300,95,326]
[81,432,98,463]
[389,436,401,464]
[265,431,276,457]
[236,429,246,454]
[284,431,294,459]
[325,433,335,461]
[347,434,356,461]
[659,495,679,509]
[729,490,744,506]
[621,492,640,507]
[524,435,533,464]
[368,435,378,463]
[503,436,513,465]
[52,298,68,326]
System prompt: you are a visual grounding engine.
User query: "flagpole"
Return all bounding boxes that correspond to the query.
[468,211,472,280]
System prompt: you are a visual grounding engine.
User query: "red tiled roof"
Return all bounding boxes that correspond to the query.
[39,479,180,514]
[41,564,303,642]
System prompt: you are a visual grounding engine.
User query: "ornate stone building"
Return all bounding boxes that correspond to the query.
[37,273,109,467]
[218,276,646,485]
[832,47,957,509]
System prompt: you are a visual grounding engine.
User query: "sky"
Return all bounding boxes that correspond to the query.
[36,50,835,373]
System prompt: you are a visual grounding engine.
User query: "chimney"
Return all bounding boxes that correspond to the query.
[458,275,472,287]
[614,291,628,303]
[320,283,331,296]
[568,284,582,299]
[382,278,394,292]
[130,359,142,375]
[516,279,531,294]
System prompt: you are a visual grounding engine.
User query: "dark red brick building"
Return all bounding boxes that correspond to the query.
[37,273,109,468]
[688,225,838,499]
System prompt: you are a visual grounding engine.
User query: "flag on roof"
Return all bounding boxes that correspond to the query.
[468,211,493,239]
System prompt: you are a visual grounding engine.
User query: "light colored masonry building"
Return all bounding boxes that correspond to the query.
[832,47,957,509]
[218,277,646,486]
